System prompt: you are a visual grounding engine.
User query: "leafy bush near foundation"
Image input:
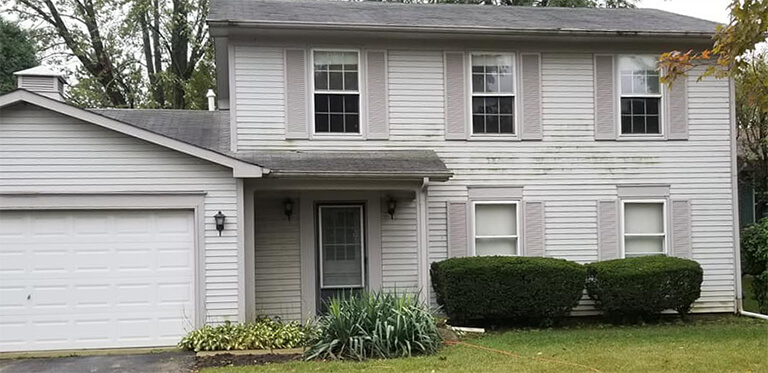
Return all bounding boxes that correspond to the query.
[178,317,310,352]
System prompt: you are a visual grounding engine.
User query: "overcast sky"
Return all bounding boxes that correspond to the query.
[637,0,731,23]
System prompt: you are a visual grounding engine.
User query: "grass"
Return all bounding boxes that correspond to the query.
[202,316,767,373]
[743,275,761,313]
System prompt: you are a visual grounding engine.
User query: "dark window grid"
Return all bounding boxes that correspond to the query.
[472,96,515,134]
[314,55,359,92]
[620,97,661,135]
[472,61,513,94]
[315,94,360,134]
[621,70,660,95]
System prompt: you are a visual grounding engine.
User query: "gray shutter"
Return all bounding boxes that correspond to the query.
[667,77,689,140]
[597,200,620,260]
[448,201,469,258]
[670,200,692,259]
[445,52,468,140]
[520,53,542,141]
[523,201,545,256]
[594,55,617,141]
[285,49,309,139]
[366,50,389,140]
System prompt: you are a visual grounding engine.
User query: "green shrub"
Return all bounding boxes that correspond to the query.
[430,256,587,324]
[178,317,310,352]
[742,218,768,276]
[304,291,441,361]
[586,256,703,320]
[741,218,768,313]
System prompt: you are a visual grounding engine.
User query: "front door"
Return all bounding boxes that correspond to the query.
[317,204,366,307]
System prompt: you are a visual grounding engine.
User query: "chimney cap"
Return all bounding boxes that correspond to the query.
[14,66,67,83]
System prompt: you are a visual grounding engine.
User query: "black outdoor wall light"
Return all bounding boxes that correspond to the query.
[387,197,397,220]
[214,211,226,236]
[284,198,294,221]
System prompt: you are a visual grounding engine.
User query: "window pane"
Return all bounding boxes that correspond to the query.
[472,97,485,115]
[315,71,328,90]
[499,74,513,93]
[631,98,645,115]
[625,203,664,234]
[315,95,329,112]
[329,95,344,112]
[330,114,344,132]
[485,115,499,133]
[472,74,484,93]
[646,98,659,114]
[647,72,660,94]
[621,74,633,95]
[646,115,659,134]
[499,97,513,115]
[329,72,343,90]
[472,54,514,94]
[625,236,664,256]
[476,237,517,256]
[315,114,329,132]
[473,115,484,134]
[621,115,632,134]
[621,98,661,135]
[344,72,358,91]
[500,115,513,134]
[485,73,498,93]
[485,97,499,114]
[345,114,359,133]
[314,51,358,93]
[619,56,660,95]
[476,204,517,236]
[344,95,359,114]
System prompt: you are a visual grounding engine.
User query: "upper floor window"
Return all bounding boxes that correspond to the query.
[313,50,360,134]
[619,56,661,135]
[471,54,515,135]
[473,201,519,256]
[622,201,666,258]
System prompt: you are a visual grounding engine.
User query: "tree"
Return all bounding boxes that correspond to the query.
[736,55,768,219]
[10,0,213,109]
[0,17,39,95]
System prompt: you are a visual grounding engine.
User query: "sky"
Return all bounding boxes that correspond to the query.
[636,0,731,23]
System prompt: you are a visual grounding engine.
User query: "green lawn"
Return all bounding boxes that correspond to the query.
[202,316,767,373]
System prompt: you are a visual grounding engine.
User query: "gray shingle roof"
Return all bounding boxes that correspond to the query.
[89,108,451,180]
[208,0,720,37]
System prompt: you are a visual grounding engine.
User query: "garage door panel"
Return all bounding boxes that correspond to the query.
[0,209,196,352]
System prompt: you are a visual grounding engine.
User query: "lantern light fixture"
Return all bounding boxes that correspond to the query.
[386,197,397,220]
[214,211,226,236]
[284,199,294,221]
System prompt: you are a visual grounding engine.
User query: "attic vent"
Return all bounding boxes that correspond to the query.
[20,76,56,91]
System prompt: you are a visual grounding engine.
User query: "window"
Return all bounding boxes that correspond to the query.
[318,205,365,288]
[471,54,515,135]
[473,202,518,256]
[622,201,666,257]
[619,56,662,135]
[313,51,360,134]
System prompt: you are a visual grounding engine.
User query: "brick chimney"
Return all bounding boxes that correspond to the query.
[14,66,66,101]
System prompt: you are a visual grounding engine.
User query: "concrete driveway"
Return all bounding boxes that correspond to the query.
[0,351,196,373]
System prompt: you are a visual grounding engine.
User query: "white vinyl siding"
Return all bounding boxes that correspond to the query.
[381,198,419,294]
[252,198,301,321]
[232,47,735,314]
[0,104,241,322]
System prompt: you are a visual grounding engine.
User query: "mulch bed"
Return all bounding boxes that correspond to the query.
[195,352,302,369]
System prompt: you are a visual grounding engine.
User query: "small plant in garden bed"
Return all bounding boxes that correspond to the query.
[586,255,703,322]
[430,256,587,325]
[304,291,442,361]
[179,317,311,352]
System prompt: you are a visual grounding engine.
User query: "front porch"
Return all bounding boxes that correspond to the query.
[239,151,451,321]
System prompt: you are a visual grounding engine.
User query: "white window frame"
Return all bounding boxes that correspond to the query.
[616,54,665,139]
[318,204,366,289]
[310,48,363,138]
[468,52,519,139]
[470,200,520,256]
[620,199,668,258]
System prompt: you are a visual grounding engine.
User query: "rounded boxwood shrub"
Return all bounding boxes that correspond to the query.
[741,218,768,313]
[430,256,587,324]
[585,255,703,320]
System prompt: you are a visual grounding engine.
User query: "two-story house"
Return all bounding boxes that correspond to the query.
[0,0,742,353]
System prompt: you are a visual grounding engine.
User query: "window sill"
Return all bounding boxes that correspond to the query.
[617,135,665,141]
[468,135,520,141]
[311,133,365,140]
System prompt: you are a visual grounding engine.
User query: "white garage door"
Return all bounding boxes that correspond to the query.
[0,209,196,352]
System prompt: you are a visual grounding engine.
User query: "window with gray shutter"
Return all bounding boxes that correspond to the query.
[313,50,361,134]
[597,200,619,260]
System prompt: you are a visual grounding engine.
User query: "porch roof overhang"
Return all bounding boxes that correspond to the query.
[238,150,453,182]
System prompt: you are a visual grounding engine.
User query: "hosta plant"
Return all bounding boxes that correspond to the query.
[178,317,310,352]
[305,291,442,361]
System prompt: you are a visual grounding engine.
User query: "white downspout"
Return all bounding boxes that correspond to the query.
[207,89,216,111]
[417,177,430,305]
[730,78,768,321]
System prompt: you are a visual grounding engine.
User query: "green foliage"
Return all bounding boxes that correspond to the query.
[586,256,703,320]
[0,17,38,95]
[430,256,587,324]
[178,317,310,352]
[304,291,441,361]
[741,218,768,313]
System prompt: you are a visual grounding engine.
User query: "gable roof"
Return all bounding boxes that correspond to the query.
[0,90,264,177]
[208,0,720,37]
[91,109,453,181]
